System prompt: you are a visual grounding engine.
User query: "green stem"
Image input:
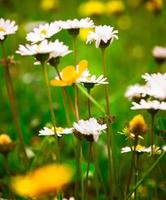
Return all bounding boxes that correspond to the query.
[75,139,81,199]
[74,84,80,121]
[41,63,60,160]
[150,113,155,155]
[1,43,28,163]
[80,143,84,200]
[101,47,114,200]
[127,152,165,200]
[86,141,92,200]
[87,88,91,118]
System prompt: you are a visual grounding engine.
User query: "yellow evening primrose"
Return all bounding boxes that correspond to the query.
[78,1,105,17]
[11,164,73,198]
[50,60,88,87]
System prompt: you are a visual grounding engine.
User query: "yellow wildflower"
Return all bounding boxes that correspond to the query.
[129,114,147,136]
[0,134,12,145]
[78,1,105,17]
[106,1,125,15]
[11,164,73,198]
[40,0,59,11]
[50,60,88,87]
[0,134,14,154]
[146,0,163,12]
[79,28,94,41]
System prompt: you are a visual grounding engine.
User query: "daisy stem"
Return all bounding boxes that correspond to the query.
[87,88,91,118]
[150,112,156,155]
[86,141,92,200]
[54,66,71,125]
[41,62,60,160]
[92,142,99,200]
[1,42,28,163]
[75,138,81,199]
[101,47,115,199]
[80,143,85,200]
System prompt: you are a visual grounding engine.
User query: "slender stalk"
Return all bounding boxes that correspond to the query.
[127,152,165,200]
[134,154,140,200]
[101,47,114,199]
[92,142,99,200]
[80,143,85,200]
[1,43,28,162]
[87,88,91,118]
[75,139,81,199]
[86,141,92,200]
[150,113,155,155]
[41,63,60,160]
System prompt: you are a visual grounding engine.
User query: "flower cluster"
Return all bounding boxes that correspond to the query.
[125,73,166,111]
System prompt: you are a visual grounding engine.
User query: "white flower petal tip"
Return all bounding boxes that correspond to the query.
[0,18,18,40]
[73,118,107,142]
[86,25,118,48]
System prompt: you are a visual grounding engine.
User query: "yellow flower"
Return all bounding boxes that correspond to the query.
[0,134,12,145]
[79,28,94,41]
[50,60,88,87]
[129,114,147,136]
[40,0,59,11]
[11,164,73,198]
[105,1,125,15]
[78,1,105,17]
[146,0,163,12]
[0,134,14,154]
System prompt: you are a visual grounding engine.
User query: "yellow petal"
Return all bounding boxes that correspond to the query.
[61,66,77,83]
[50,80,68,87]
[76,60,88,78]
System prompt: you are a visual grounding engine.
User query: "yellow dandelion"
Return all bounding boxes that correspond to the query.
[105,0,125,15]
[11,163,74,198]
[78,1,105,17]
[129,114,147,136]
[50,60,88,87]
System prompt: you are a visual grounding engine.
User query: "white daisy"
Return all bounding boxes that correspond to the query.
[131,99,166,111]
[59,17,94,30]
[73,118,107,142]
[142,73,166,100]
[121,145,161,154]
[63,197,75,200]
[26,22,61,43]
[125,84,147,100]
[86,25,118,48]
[39,126,73,137]
[0,18,18,40]
[78,74,108,86]
[152,46,166,59]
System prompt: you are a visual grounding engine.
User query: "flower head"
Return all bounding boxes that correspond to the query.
[26,22,61,43]
[39,126,73,137]
[142,73,166,100]
[11,164,73,198]
[106,0,125,15]
[128,114,147,136]
[86,25,118,48]
[152,46,166,61]
[78,1,105,17]
[131,99,166,111]
[0,134,14,154]
[125,84,147,101]
[50,60,88,87]
[73,118,107,142]
[0,18,18,41]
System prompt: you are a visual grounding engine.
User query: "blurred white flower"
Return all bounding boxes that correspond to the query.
[39,126,73,137]
[152,46,166,59]
[26,22,61,43]
[162,145,166,151]
[125,84,146,100]
[121,145,161,154]
[73,118,107,142]
[0,18,18,40]
[142,73,166,100]
[63,197,75,200]
[86,25,118,48]
[131,99,166,111]
[59,17,94,29]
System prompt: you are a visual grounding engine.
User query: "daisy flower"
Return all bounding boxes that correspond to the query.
[59,17,94,30]
[86,25,118,48]
[131,99,166,111]
[39,126,73,137]
[73,117,107,142]
[152,46,166,60]
[125,84,147,101]
[142,73,166,100]
[50,60,88,87]
[63,197,75,200]
[26,22,61,43]
[0,18,18,41]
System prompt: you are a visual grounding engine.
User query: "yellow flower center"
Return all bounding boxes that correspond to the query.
[135,144,145,151]
[56,127,64,133]
[40,29,47,35]
[0,27,6,33]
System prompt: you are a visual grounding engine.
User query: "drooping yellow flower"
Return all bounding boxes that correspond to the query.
[105,1,125,15]
[78,1,105,17]
[40,0,59,11]
[50,60,88,87]
[11,164,73,198]
[129,114,147,136]
[79,28,94,42]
